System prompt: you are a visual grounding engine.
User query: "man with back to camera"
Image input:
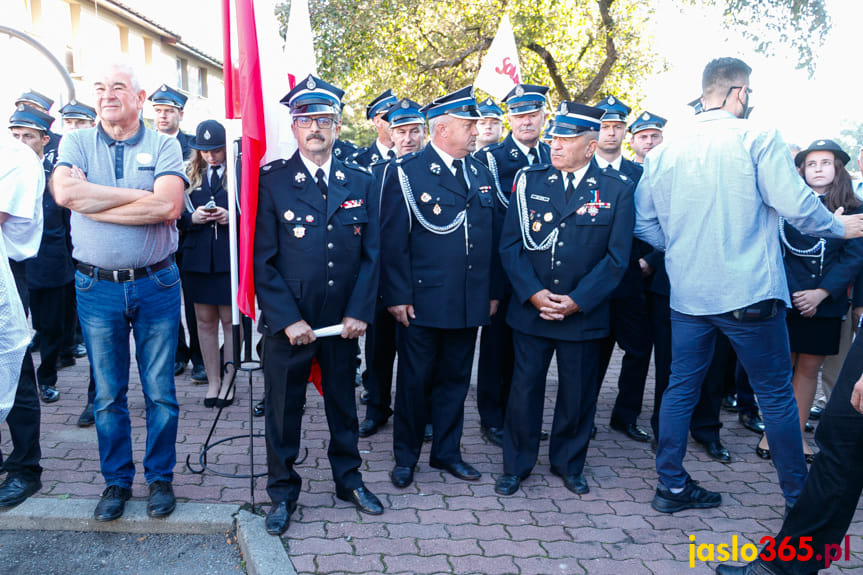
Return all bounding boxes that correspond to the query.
[53,61,187,522]
[592,95,653,444]
[254,74,384,536]
[381,86,502,489]
[635,57,863,514]
[359,98,427,439]
[493,101,634,496]
[474,83,550,448]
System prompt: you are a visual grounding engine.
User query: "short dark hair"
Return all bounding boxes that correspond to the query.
[702,58,752,97]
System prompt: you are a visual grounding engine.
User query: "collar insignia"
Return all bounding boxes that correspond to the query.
[429,162,441,175]
[295,172,306,183]
[335,170,345,181]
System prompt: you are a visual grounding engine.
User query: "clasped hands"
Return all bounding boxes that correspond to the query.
[283,317,367,346]
[530,289,580,321]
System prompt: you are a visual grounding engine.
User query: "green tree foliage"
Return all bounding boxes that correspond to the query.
[276,0,829,145]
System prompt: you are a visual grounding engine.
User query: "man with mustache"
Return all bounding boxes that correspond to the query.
[474,83,550,448]
[254,75,384,536]
[381,86,502,488]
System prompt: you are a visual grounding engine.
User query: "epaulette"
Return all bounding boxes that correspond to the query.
[341,161,373,177]
[393,150,421,166]
[479,141,506,154]
[599,165,633,184]
[260,158,289,175]
[521,162,550,174]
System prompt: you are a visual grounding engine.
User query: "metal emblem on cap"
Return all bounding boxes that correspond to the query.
[17,104,24,111]
[642,112,650,120]
[608,96,615,105]
[559,102,567,113]
[515,85,524,97]
[307,77,316,90]
[817,140,825,146]
[204,130,211,140]
[161,85,168,91]
[70,99,77,105]
[401,100,410,109]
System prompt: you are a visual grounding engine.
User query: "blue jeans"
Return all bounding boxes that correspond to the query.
[657,306,808,506]
[75,264,181,489]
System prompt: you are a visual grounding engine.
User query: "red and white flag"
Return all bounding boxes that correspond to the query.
[222,0,318,318]
[475,15,521,100]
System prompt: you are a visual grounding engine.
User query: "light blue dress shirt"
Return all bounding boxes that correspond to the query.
[634,110,846,316]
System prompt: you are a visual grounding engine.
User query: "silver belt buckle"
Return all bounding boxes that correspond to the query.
[112,269,120,282]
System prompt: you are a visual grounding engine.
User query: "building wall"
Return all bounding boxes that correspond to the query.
[1,0,224,135]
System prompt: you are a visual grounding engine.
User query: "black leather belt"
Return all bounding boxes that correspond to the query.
[76,257,173,283]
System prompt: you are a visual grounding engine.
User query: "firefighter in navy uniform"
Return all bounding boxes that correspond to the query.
[254,75,384,536]
[494,102,634,497]
[348,89,398,167]
[591,95,654,443]
[14,90,61,166]
[473,84,551,447]
[381,86,503,489]
[359,98,427,439]
[148,85,195,160]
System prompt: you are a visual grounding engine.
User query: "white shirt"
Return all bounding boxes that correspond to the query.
[430,142,470,188]
[512,138,541,164]
[299,153,332,186]
[562,163,590,192]
[375,139,395,160]
[594,153,622,171]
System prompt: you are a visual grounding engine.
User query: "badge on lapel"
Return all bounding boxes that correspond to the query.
[295,172,306,184]
[429,162,441,175]
[433,204,442,215]
[420,192,432,203]
[284,210,295,221]
[335,170,346,182]
[509,148,519,159]
[293,225,306,238]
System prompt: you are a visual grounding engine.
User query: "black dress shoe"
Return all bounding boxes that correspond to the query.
[808,404,824,421]
[755,445,771,460]
[190,364,207,383]
[265,500,297,535]
[697,440,731,463]
[551,469,589,494]
[215,396,234,409]
[430,460,481,481]
[390,465,414,488]
[480,426,504,447]
[94,485,132,522]
[423,423,433,442]
[715,559,780,574]
[173,361,186,376]
[0,476,42,508]
[739,412,766,434]
[77,403,95,427]
[204,397,217,408]
[540,430,549,441]
[609,419,651,442]
[804,421,814,433]
[722,393,739,412]
[253,400,265,417]
[336,485,384,515]
[358,417,387,438]
[147,481,176,518]
[494,474,521,496]
[359,389,369,405]
[40,385,59,404]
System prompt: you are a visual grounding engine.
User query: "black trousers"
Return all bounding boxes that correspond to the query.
[263,333,363,504]
[760,325,863,575]
[393,325,477,467]
[597,294,652,425]
[362,301,397,422]
[30,282,73,388]
[60,282,78,357]
[2,260,42,480]
[476,293,514,429]
[503,331,600,478]
[648,292,721,442]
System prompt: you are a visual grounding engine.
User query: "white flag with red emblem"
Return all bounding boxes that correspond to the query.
[475,15,521,100]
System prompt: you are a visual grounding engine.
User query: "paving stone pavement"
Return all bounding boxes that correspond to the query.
[7,332,863,574]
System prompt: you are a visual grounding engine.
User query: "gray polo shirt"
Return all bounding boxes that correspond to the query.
[56,120,187,269]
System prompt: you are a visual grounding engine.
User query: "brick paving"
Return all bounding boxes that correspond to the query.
[7,332,863,574]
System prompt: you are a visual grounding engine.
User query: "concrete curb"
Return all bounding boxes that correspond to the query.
[236,510,296,575]
[0,498,236,534]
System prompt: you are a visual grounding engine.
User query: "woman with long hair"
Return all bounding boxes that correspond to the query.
[756,139,863,461]
[179,120,238,407]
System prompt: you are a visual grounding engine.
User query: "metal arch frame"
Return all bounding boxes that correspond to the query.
[0,25,76,102]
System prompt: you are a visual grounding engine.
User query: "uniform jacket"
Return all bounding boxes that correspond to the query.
[783,205,863,318]
[499,161,634,341]
[476,133,550,202]
[380,144,504,329]
[178,169,231,274]
[607,157,652,300]
[26,158,74,289]
[254,151,380,335]
[349,141,393,168]
[332,139,359,162]
[176,131,195,161]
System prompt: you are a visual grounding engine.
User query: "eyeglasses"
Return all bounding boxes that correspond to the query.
[294,116,335,129]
